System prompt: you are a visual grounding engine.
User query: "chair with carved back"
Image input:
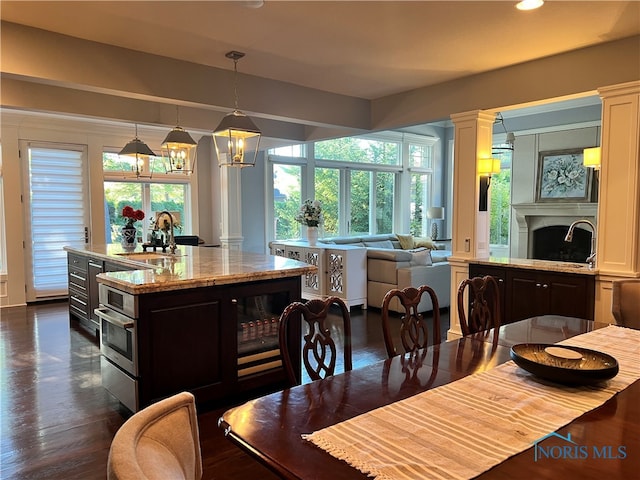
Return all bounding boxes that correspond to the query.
[381,285,441,359]
[278,296,353,386]
[611,279,640,330]
[457,275,501,336]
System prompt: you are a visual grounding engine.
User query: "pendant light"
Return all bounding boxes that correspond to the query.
[162,106,197,175]
[492,112,515,156]
[213,51,262,168]
[119,124,156,178]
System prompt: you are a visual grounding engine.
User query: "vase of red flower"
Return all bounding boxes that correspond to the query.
[121,205,145,250]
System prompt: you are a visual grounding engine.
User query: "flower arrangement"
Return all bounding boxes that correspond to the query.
[121,205,145,228]
[295,199,323,227]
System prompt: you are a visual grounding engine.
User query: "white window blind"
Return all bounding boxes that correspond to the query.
[26,145,88,299]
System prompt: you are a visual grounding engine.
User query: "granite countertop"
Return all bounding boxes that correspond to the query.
[470,256,598,275]
[64,244,316,294]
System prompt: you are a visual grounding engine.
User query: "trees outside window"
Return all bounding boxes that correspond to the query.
[103,152,190,243]
[269,132,435,241]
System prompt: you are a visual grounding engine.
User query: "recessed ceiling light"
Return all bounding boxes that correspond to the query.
[516,0,544,10]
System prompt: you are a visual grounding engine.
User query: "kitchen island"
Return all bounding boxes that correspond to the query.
[65,245,315,412]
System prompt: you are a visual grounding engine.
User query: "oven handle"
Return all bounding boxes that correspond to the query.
[94,307,134,330]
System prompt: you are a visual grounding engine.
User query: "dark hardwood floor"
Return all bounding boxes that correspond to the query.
[0,300,449,479]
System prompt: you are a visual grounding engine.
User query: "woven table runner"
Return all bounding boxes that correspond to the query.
[303,325,640,480]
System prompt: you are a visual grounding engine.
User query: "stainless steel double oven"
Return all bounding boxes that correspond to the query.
[94,283,139,412]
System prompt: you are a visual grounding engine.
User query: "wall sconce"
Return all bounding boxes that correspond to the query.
[478,157,501,211]
[213,51,262,168]
[583,147,601,170]
[162,107,197,175]
[119,124,156,178]
[426,206,445,241]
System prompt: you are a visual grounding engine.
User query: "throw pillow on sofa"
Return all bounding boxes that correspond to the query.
[413,236,436,249]
[395,233,414,250]
[409,247,433,266]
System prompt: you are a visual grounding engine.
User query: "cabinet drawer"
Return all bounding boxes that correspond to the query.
[68,268,88,290]
[68,253,87,269]
[69,287,89,318]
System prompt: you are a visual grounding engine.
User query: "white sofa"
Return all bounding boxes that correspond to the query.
[320,234,451,313]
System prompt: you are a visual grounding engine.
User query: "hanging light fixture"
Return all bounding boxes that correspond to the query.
[119,124,156,178]
[162,106,197,175]
[213,51,262,167]
[492,112,515,156]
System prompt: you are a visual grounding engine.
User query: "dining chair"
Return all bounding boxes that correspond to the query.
[107,391,202,480]
[457,275,501,336]
[381,285,441,358]
[278,296,353,385]
[611,278,640,329]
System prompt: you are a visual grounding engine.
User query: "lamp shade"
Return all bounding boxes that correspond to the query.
[426,206,445,220]
[162,126,197,174]
[119,135,156,178]
[478,158,501,175]
[583,147,601,169]
[213,110,262,167]
[119,138,156,157]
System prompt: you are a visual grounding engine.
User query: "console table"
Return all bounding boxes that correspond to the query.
[270,241,367,310]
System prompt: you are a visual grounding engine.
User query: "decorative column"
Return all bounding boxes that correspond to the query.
[447,110,495,337]
[218,165,244,250]
[594,81,640,322]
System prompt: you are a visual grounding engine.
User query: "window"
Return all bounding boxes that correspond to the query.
[315,136,400,165]
[489,149,512,251]
[410,173,432,236]
[408,138,435,237]
[103,152,191,244]
[273,164,302,240]
[267,132,436,241]
[314,167,340,236]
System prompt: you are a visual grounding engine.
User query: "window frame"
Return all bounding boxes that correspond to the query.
[102,149,196,244]
[267,131,438,241]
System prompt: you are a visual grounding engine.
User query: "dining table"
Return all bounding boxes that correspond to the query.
[218,315,639,479]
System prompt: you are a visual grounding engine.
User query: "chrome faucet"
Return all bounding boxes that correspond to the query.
[564,219,596,269]
[157,211,177,254]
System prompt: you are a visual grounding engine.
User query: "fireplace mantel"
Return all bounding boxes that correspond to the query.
[512,202,598,222]
[511,202,598,258]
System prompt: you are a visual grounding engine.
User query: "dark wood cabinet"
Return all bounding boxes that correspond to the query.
[134,276,301,408]
[507,268,595,322]
[469,263,595,324]
[67,253,93,335]
[68,252,145,340]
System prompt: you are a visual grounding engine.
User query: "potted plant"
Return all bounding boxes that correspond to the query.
[295,199,323,246]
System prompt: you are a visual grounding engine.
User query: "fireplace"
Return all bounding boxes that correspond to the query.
[512,202,597,260]
[532,225,591,262]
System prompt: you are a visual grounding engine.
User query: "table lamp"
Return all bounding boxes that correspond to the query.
[427,207,445,241]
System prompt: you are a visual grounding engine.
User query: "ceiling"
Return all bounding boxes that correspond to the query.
[2,0,639,101]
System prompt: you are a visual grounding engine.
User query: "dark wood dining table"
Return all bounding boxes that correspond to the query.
[218,316,639,479]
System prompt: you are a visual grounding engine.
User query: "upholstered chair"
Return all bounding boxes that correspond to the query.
[107,391,202,480]
[612,279,640,329]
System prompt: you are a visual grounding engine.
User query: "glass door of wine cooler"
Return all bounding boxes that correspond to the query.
[236,292,290,377]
